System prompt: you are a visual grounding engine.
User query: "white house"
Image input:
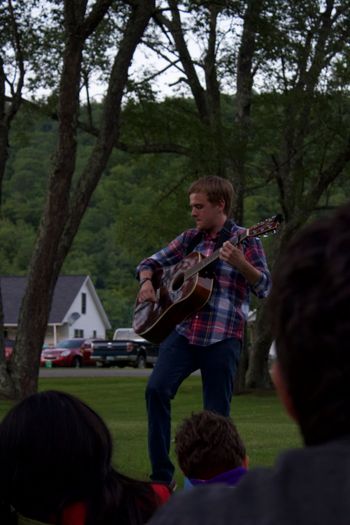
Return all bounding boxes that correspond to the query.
[1,275,111,345]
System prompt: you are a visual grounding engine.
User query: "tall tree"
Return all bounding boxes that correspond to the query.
[0,0,41,393]
[0,0,155,400]
[246,0,350,387]
[118,0,350,388]
[93,0,350,389]
[234,0,264,222]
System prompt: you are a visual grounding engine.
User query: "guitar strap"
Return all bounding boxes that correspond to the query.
[185,219,234,277]
[185,231,204,256]
[215,218,235,249]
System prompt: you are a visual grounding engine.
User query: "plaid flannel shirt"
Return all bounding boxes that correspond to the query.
[136,223,271,346]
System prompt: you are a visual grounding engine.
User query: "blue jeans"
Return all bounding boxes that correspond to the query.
[145,331,242,483]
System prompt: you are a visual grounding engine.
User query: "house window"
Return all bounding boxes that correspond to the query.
[74,329,84,338]
[81,293,86,314]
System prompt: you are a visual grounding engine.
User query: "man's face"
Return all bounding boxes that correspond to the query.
[189,192,225,232]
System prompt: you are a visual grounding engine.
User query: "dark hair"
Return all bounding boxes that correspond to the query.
[269,204,350,446]
[188,176,234,215]
[175,411,246,479]
[0,390,161,525]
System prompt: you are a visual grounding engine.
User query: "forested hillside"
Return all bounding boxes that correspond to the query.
[3,96,348,331]
[3,103,188,330]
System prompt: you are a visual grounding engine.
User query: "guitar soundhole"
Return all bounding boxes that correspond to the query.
[172,272,185,291]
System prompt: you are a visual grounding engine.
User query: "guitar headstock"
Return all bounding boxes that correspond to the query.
[247,214,283,239]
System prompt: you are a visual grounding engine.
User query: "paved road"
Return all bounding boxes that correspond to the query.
[39,367,201,378]
[39,367,153,378]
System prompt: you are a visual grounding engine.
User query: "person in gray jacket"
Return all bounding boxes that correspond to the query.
[148,202,350,525]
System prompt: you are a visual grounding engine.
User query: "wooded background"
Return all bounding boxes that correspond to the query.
[1,0,350,399]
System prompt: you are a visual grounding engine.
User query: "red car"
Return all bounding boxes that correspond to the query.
[40,338,97,368]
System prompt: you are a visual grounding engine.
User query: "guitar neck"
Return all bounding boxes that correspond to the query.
[185,229,249,279]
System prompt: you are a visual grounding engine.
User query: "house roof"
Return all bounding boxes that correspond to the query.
[0,275,110,327]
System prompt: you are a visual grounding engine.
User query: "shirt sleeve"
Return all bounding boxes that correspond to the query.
[243,236,271,298]
[136,231,194,278]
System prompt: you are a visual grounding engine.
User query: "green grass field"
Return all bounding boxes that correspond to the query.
[0,376,302,488]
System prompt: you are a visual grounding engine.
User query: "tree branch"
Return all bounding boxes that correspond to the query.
[81,0,114,38]
[154,0,209,123]
[54,0,156,273]
[6,0,25,123]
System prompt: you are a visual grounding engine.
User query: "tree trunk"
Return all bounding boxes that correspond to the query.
[233,0,263,222]
[234,324,249,394]
[10,6,85,398]
[245,225,294,389]
[5,0,155,401]
[245,299,273,389]
[0,45,24,397]
[233,0,265,388]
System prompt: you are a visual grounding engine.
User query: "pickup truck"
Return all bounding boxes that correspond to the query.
[91,328,159,369]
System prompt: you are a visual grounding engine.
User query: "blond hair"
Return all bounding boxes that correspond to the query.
[188,176,234,215]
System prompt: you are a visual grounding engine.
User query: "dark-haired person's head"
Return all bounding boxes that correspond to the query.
[175,410,247,480]
[0,390,161,525]
[269,204,350,446]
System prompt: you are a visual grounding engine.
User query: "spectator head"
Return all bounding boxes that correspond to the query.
[188,176,234,216]
[0,390,158,525]
[175,410,247,480]
[269,204,350,446]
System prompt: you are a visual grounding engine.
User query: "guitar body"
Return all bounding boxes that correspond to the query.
[133,252,213,344]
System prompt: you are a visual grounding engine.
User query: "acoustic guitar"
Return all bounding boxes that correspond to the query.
[133,215,282,344]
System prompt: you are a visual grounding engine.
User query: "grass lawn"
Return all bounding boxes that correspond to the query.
[0,375,302,488]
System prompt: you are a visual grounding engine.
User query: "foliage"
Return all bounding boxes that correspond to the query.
[2,90,350,329]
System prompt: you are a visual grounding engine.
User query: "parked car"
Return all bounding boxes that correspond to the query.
[91,328,159,368]
[40,338,99,368]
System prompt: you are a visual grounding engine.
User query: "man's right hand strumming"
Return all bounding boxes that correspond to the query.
[138,277,156,303]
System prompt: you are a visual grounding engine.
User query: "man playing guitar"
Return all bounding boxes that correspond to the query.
[136,176,271,487]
